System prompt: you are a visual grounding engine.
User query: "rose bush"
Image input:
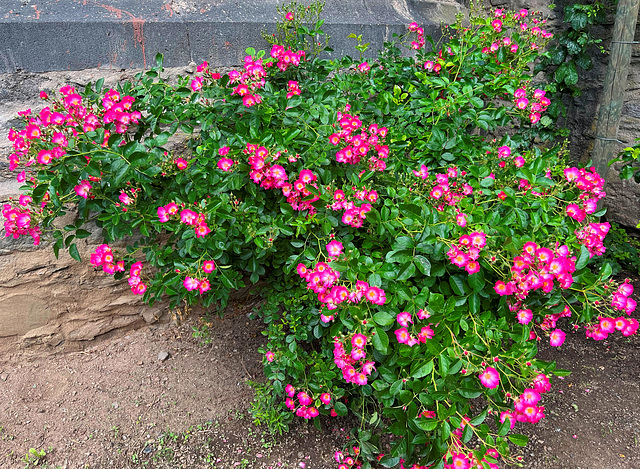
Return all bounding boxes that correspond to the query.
[3,3,637,468]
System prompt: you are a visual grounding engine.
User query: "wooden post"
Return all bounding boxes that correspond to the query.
[592,0,640,179]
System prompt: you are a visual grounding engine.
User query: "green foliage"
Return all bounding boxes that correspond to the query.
[610,139,640,184]
[248,380,293,435]
[535,0,607,140]
[599,222,640,274]
[3,3,636,469]
[22,448,47,468]
[261,1,330,58]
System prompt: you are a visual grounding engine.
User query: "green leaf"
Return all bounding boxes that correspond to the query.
[449,276,466,295]
[75,229,91,239]
[372,328,390,354]
[68,244,81,262]
[462,423,474,443]
[458,388,483,399]
[551,46,567,65]
[468,293,480,314]
[379,456,401,468]
[480,177,494,188]
[415,418,438,431]
[564,61,579,86]
[373,312,396,327]
[469,408,488,426]
[414,255,431,276]
[154,132,170,146]
[411,360,433,379]
[575,244,590,270]
[393,236,414,250]
[497,419,511,437]
[508,434,529,446]
[95,77,105,92]
[397,262,416,281]
[470,97,484,108]
[600,262,613,280]
[439,354,450,377]
[334,401,348,417]
[390,380,403,395]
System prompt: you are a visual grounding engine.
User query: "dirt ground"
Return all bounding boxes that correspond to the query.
[1,279,639,469]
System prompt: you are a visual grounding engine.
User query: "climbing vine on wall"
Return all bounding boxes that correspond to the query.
[535,0,608,140]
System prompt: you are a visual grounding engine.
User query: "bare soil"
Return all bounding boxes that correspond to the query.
[1,278,639,469]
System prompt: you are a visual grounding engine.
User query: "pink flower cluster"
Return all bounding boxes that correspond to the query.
[500,374,551,427]
[494,242,576,300]
[329,108,389,171]
[246,144,287,188]
[357,62,370,73]
[228,55,269,107]
[335,447,363,469]
[564,166,605,222]
[2,203,41,245]
[327,187,377,228]
[101,88,140,132]
[299,277,386,322]
[286,80,301,98]
[116,187,137,210]
[284,384,328,419]
[74,180,92,199]
[394,309,434,346]
[447,232,487,275]
[610,280,637,316]
[7,86,139,173]
[423,56,443,73]
[413,166,474,212]
[408,22,425,49]
[479,366,500,389]
[440,419,500,469]
[244,144,320,214]
[157,202,211,238]
[217,146,235,172]
[182,260,216,295]
[333,335,376,386]
[90,244,125,275]
[270,44,306,72]
[539,305,572,331]
[482,19,522,55]
[128,261,148,295]
[587,315,638,340]
[191,61,222,91]
[513,88,551,124]
[575,222,609,257]
[183,275,211,295]
[495,145,526,169]
[443,449,499,469]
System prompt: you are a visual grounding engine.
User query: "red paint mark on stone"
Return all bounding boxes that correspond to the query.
[225,41,232,49]
[100,4,123,19]
[32,5,42,19]
[132,18,147,68]
[162,3,174,17]
[88,2,147,68]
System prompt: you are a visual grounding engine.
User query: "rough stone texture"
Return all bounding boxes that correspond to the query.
[0,234,169,352]
[0,0,463,73]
